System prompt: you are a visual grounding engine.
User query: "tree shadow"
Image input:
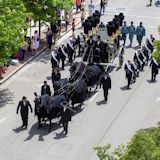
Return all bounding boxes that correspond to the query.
[120,86,131,91]
[96,99,107,105]
[24,122,61,141]
[0,88,14,108]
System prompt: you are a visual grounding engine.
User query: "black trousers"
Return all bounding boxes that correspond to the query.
[48,43,52,49]
[62,122,68,133]
[151,71,157,81]
[61,59,65,69]
[103,89,108,100]
[21,114,28,127]
[127,76,132,88]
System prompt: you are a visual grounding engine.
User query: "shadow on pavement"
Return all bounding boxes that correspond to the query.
[13,126,26,133]
[146,79,157,83]
[120,86,131,91]
[0,88,14,108]
[24,122,61,141]
[53,131,67,139]
[96,99,107,105]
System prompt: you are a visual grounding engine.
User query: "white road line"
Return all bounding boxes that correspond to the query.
[0,117,6,124]
[156,97,160,102]
[89,92,99,102]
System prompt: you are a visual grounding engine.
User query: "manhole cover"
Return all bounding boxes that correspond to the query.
[116,7,126,11]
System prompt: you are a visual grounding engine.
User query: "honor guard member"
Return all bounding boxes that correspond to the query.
[136,22,146,47]
[77,33,85,56]
[118,13,125,27]
[107,22,114,36]
[127,21,136,47]
[17,96,33,129]
[124,60,134,89]
[93,35,103,63]
[83,19,92,37]
[67,40,75,63]
[100,72,111,101]
[121,21,128,46]
[51,50,60,69]
[141,44,151,64]
[41,81,51,96]
[139,49,146,71]
[150,58,159,81]
[60,102,72,135]
[58,44,68,70]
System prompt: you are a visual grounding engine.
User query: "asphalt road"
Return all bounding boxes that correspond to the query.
[0,0,160,160]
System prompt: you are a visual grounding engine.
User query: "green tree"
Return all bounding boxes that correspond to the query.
[0,0,28,65]
[152,40,160,64]
[94,127,160,160]
[23,0,74,23]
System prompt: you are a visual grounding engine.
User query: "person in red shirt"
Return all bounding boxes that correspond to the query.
[76,0,81,13]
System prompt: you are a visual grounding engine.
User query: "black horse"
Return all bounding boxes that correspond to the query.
[67,79,88,108]
[84,63,104,91]
[46,94,68,132]
[34,93,65,132]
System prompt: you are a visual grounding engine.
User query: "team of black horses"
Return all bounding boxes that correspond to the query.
[34,62,105,132]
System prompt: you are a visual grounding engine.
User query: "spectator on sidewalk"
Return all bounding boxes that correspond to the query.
[34,30,40,51]
[81,0,86,11]
[46,28,53,49]
[81,8,85,28]
[64,10,69,31]
[72,19,76,37]
[76,0,81,13]
[31,36,36,55]
[88,0,95,16]
[51,23,58,44]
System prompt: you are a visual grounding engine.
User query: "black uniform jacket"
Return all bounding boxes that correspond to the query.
[41,85,51,96]
[17,100,32,116]
[61,108,72,123]
[100,76,111,90]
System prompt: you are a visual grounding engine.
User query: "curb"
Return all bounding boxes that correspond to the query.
[0,19,81,86]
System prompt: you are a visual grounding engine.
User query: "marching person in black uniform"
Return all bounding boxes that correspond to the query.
[93,35,103,63]
[150,58,159,81]
[77,33,85,56]
[124,60,134,89]
[67,40,75,63]
[60,102,72,135]
[100,72,111,101]
[41,81,51,96]
[51,50,60,69]
[17,96,33,129]
[58,44,68,70]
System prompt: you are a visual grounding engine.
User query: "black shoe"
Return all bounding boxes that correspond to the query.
[64,131,68,135]
[24,126,27,129]
[21,125,24,128]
